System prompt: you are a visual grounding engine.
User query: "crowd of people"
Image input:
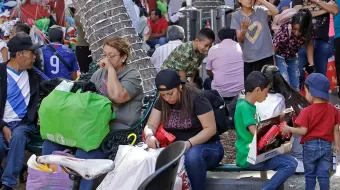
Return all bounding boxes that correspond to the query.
[0,0,339,189]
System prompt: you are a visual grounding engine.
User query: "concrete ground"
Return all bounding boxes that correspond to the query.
[207,170,340,190]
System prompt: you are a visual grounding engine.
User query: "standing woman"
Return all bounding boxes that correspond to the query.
[144,69,224,190]
[75,15,92,73]
[273,9,314,90]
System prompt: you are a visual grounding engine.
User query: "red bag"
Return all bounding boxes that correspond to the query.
[326,56,337,91]
[142,124,176,147]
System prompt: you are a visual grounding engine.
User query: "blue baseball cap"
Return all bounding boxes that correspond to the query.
[305,73,330,100]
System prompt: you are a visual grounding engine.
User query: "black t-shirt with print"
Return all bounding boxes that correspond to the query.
[292,0,330,42]
[154,90,220,143]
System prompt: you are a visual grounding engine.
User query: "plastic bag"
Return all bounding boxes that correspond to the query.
[143,19,151,41]
[26,151,74,190]
[156,0,168,15]
[174,157,191,190]
[40,78,98,99]
[97,145,162,190]
[39,88,115,151]
[35,18,50,33]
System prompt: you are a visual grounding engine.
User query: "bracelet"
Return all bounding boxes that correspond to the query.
[145,133,154,141]
[187,140,193,148]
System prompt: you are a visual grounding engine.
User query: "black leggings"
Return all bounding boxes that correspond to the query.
[244,55,274,81]
[335,38,340,97]
[76,46,93,73]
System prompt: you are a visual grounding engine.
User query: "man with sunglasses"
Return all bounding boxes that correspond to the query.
[0,32,42,190]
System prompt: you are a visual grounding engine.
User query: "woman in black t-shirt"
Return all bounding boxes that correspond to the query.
[143,69,224,190]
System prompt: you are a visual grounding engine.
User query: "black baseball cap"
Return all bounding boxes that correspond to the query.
[7,32,41,53]
[155,69,185,91]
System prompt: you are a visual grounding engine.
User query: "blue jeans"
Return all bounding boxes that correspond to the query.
[247,154,297,190]
[184,141,224,190]
[42,140,105,190]
[290,135,303,161]
[0,121,36,188]
[298,40,330,88]
[146,37,168,48]
[275,54,300,90]
[303,139,332,190]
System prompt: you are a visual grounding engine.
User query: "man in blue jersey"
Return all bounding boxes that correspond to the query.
[42,26,79,80]
[0,32,42,190]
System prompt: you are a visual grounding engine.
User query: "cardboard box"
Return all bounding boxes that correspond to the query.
[247,108,294,165]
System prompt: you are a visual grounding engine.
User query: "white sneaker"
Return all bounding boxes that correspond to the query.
[295,159,304,173]
[335,164,340,177]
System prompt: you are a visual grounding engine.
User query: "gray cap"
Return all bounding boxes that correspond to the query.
[167,25,185,41]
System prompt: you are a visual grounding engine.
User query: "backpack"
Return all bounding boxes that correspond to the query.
[202,90,231,134]
[271,8,297,35]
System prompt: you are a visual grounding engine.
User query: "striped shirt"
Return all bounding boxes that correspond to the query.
[151,40,183,71]
[3,67,30,123]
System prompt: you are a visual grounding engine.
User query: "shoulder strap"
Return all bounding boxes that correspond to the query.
[32,66,50,80]
[47,44,73,72]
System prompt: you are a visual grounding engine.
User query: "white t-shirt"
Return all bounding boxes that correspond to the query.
[255,93,286,120]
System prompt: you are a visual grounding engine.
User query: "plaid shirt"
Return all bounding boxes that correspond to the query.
[161,41,205,77]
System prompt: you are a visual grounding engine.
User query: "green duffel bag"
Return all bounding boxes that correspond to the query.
[39,89,115,152]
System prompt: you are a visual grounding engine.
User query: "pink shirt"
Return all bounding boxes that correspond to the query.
[206,39,244,98]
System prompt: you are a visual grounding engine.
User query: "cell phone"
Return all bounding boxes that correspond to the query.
[304,65,315,75]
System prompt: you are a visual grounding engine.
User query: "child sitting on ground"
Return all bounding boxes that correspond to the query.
[235,71,297,190]
[281,73,340,190]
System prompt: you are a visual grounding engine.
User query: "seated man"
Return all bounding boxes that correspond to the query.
[151,25,184,71]
[161,28,215,83]
[206,27,243,102]
[42,26,79,80]
[0,32,42,190]
[10,23,44,71]
[146,8,169,49]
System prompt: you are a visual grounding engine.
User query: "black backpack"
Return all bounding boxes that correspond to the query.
[202,90,233,134]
